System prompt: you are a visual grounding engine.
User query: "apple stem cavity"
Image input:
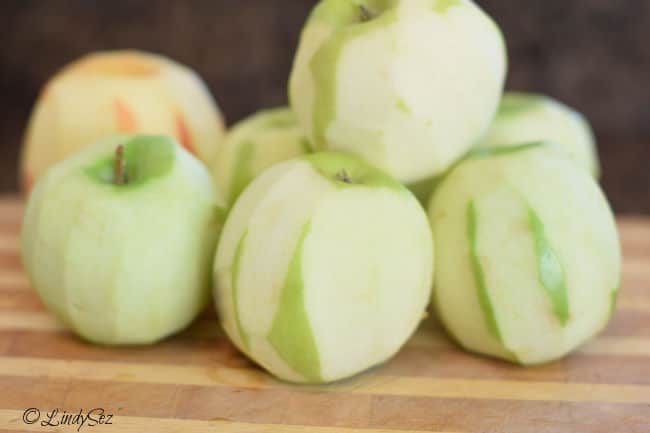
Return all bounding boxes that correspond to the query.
[336,169,353,184]
[359,4,373,22]
[115,144,127,185]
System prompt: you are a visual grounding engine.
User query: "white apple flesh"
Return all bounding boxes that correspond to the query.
[21,50,226,191]
[477,92,600,177]
[429,142,620,364]
[214,152,433,383]
[213,107,311,205]
[289,0,507,184]
[21,135,226,345]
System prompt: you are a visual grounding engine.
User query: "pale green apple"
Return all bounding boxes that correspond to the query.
[428,142,620,364]
[214,152,433,383]
[21,135,226,345]
[477,92,600,176]
[289,0,507,184]
[213,107,311,205]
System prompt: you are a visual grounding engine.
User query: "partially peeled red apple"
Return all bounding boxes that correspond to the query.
[21,50,226,190]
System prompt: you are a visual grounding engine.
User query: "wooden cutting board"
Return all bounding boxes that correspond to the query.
[0,195,648,433]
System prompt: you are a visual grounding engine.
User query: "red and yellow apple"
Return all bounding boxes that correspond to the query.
[21,50,225,191]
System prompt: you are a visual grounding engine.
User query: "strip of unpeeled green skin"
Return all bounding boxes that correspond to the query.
[300,138,313,153]
[231,231,250,351]
[307,0,466,153]
[262,109,299,128]
[527,206,570,325]
[496,92,545,117]
[267,223,321,383]
[87,135,228,221]
[232,153,412,382]
[230,141,256,202]
[466,200,506,344]
[467,193,574,359]
[433,0,461,14]
[470,142,572,328]
[464,177,573,364]
[263,152,406,382]
[408,174,447,206]
[309,2,399,150]
[468,141,547,160]
[395,98,410,113]
[609,287,620,320]
[467,197,572,353]
[85,135,175,188]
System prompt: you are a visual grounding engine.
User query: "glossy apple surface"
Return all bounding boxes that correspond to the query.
[21,50,226,190]
[214,152,433,383]
[21,135,226,344]
[429,142,620,364]
[289,0,506,184]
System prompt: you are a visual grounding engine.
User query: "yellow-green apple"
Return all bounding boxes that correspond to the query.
[428,142,620,364]
[289,0,507,184]
[214,152,433,383]
[21,135,226,345]
[21,50,226,191]
[213,107,311,205]
[477,92,600,176]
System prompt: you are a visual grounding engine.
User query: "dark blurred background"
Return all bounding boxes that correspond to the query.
[0,0,648,213]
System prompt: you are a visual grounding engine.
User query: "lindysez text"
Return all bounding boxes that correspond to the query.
[22,407,114,431]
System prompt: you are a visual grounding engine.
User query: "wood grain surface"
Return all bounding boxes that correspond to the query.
[0,196,648,433]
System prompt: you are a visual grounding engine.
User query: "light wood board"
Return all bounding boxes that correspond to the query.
[0,196,649,432]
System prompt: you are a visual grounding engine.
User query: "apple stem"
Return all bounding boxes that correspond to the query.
[336,169,352,184]
[359,4,373,21]
[115,145,126,185]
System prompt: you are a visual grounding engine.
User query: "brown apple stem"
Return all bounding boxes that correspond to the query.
[115,144,126,185]
[336,169,352,184]
[359,4,373,21]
